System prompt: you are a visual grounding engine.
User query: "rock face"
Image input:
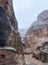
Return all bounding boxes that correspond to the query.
[0,6,11,47]
[24,10,48,52]
[19,29,28,37]
[19,29,28,42]
[0,0,17,65]
[0,0,23,65]
[0,0,23,54]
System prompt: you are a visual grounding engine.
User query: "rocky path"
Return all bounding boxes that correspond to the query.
[24,54,48,65]
[16,54,48,65]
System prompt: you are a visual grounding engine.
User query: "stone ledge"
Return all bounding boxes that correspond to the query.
[0,46,16,53]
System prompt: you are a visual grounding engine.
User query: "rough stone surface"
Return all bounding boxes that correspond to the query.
[0,0,23,51]
[0,6,11,47]
[24,10,48,53]
[0,0,23,65]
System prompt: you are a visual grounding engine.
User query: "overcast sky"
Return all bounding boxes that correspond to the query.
[13,0,48,29]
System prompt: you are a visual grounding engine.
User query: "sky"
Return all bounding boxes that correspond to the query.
[13,0,48,29]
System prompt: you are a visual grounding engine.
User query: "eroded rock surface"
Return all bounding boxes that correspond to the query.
[25,10,48,51]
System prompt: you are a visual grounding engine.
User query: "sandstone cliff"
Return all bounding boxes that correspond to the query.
[24,10,48,52]
[0,0,23,54]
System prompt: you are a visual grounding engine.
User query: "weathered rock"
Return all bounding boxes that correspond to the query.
[0,6,11,47]
[24,10,48,53]
[0,1,17,65]
[0,0,24,55]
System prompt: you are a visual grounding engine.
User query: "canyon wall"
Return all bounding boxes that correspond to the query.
[24,10,48,52]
